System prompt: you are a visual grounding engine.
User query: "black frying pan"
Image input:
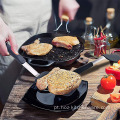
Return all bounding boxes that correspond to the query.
[18,32,84,67]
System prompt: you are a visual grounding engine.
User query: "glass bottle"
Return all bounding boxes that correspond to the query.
[105,8,119,48]
[81,17,94,50]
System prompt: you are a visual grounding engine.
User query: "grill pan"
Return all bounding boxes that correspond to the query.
[18,32,84,67]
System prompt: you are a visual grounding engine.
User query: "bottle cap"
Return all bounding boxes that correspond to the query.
[107,8,115,19]
[86,17,93,25]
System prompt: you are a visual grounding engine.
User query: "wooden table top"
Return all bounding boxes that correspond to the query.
[0,51,111,120]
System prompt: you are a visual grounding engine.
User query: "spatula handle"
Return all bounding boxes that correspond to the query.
[6,42,26,64]
[74,62,93,74]
[61,15,69,22]
[74,56,106,74]
[54,14,70,33]
[6,42,40,77]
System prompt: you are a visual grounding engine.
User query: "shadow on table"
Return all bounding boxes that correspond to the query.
[16,99,76,120]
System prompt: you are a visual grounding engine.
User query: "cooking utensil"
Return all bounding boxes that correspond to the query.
[74,54,120,74]
[18,15,84,67]
[54,15,70,33]
[6,42,40,78]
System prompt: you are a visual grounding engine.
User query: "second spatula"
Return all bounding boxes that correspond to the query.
[74,54,120,74]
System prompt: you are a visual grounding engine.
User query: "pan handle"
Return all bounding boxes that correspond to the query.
[28,59,54,67]
[74,62,93,74]
[74,56,106,74]
[54,15,70,33]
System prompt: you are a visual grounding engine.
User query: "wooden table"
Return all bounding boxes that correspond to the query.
[0,51,111,120]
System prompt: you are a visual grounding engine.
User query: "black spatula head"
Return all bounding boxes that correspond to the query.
[103,54,120,62]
